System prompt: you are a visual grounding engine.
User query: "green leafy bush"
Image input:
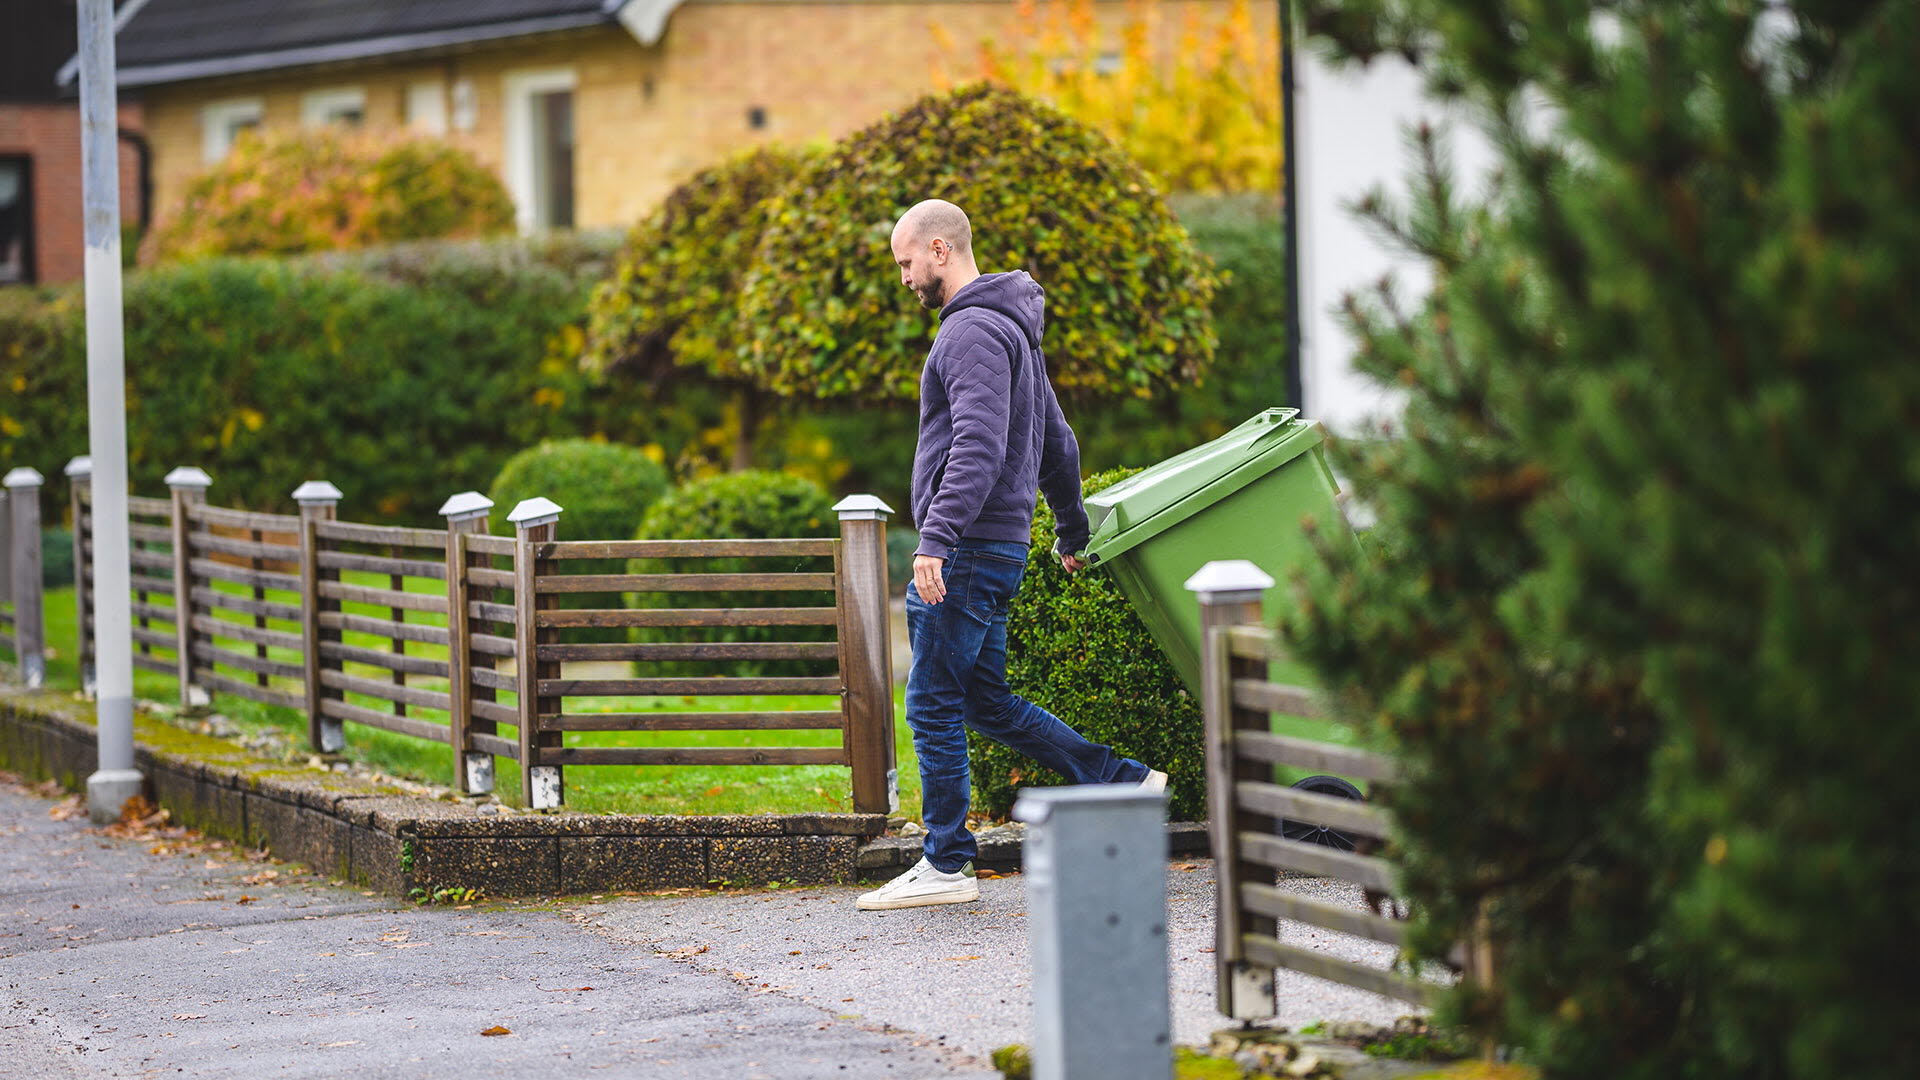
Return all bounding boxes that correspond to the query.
[487,439,668,542]
[735,83,1218,401]
[144,129,515,264]
[970,468,1204,821]
[627,471,838,676]
[0,233,666,523]
[1285,2,1920,1076]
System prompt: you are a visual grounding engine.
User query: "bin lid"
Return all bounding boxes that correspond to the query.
[1081,407,1324,563]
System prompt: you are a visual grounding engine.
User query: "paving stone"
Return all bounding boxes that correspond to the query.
[411,836,559,896]
[558,836,708,892]
[708,836,799,885]
[791,834,857,883]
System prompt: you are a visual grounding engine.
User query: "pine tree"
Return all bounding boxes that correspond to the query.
[1286,3,1920,1075]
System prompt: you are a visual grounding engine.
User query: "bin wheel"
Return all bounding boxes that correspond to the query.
[1279,775,1364,852]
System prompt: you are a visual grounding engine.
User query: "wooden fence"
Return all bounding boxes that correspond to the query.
[2,467,47,687]
[1189,560,1449,1018]
[65,463,898,813]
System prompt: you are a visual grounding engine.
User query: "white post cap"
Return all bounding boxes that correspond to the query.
[4,467,45,489]
[507,496,563,530]
[64,455,93,478]
[291,480,343,506]
[164,466,214,489]
[1183,559,1275,604]
[438,490,495,521]
[832,494,896,521]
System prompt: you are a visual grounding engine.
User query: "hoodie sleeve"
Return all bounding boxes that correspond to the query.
[914,317,1013,561]
[1036,370,1090,554]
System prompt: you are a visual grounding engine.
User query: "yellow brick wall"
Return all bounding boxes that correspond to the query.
[139,1,1272,233]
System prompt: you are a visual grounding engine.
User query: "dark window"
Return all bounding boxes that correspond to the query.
[747,106,767,130]
[0,157,33,286]
[534,89,575,230]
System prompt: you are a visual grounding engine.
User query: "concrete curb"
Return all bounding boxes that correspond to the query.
[0,688,886,897]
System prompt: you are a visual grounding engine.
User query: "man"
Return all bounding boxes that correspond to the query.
[857,199,1165,911]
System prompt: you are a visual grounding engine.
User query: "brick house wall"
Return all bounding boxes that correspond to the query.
[135,0,1272,235]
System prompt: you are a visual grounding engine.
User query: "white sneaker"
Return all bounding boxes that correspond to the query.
[855,857,980,910]
[1139,769,1168,794]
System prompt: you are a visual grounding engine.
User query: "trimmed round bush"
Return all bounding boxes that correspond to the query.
[735,83,1218,401]
[487,439,669,542]
[970,467,1204,820]
[144,129,515,264]
[584,146,812,382]
[628,471,838,677]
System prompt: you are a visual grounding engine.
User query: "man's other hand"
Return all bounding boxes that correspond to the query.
[1059,553,1086,574]
[913,554,947,604]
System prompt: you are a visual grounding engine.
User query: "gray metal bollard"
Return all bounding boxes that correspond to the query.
[1014,785,1173,1080]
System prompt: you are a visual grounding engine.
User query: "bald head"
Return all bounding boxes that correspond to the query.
[889,199,980,311]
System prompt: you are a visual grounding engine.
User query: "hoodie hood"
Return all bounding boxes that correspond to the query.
[943,270,1046,350]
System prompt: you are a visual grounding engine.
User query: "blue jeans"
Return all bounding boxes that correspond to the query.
[904,539,1150,872]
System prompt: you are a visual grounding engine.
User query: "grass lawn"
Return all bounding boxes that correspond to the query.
[17,583,920,819]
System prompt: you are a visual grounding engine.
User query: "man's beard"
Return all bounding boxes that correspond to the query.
[915,278,947,310]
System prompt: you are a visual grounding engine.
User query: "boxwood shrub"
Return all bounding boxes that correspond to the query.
[487,439,669,543]
[627,471,838,677]
[970,467,1204,821]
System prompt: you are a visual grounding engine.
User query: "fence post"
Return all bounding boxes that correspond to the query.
[509,497,562,809]
[441,490,495,796]
[3,468,46,687]
[1185,559,1278,1022]
[293,481,343,752]
[65,457,95,694]
[833,494,897,815]
[164,467,212,706]
[1014,785,1173,1080]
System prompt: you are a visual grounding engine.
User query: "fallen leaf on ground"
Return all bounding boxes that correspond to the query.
[479,1026,511,1037]
[235,896,256,904]
[171,1014,206,1021]
[539,986,594,992]
[942,956,983,962]
[320,1041,360,1048]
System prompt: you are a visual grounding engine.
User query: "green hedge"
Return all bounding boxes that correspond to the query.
[487,439,669,542]
[627,471,839,677]
[0,233,691,522]
[970,468,1204,821]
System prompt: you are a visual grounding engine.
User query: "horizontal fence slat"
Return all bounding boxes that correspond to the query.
[319,581,448,614]
[1234,679,1324,719]
[130,600,177,622]
[0,611,13,628]
[470,731,519,759]
[537,641,840,663]
[128,626,177,649]
[319,612,451,647]
[542,746,847,767]
[320,640,448,678]
[126,494,173,517]
[471,698,519,726]
[539,538,837,560]
[536,572,838,594]
[470,632,515,658]
[538,607,840,629]
[131,652,175,676]
[465,565,515,589]
[191,586,302,622]
[190,614,302,651]
[1239,933,1437,1006]
[321,669,452,713]
[195,668,304,711]
[470,666,517,692]
[127,522,174,544]
[129,572,175,593]
[546,711,845,732]
[1236,780,1393,839]
[1227,625,1278,661]
[1234,731,1399,784]
[469,600,517,624]
[189,532,299,562]
[314,520,446,549]
[196,644,305,680]
[464,535,514,556]
[316,550,448,580]
[127,548,174,571]
[188,558,300,593]
[319,698,451,744]
[1238,882,1408,948]
[1238,832,1399,894]
[541,676,842,697]
[186,503,300,532]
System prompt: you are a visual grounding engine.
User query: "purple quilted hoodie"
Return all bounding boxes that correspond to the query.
[910,270,1089,561]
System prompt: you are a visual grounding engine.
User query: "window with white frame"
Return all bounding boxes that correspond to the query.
[406,81,448,135]
[503,68,577,233]
[201,98,263,163]
[301,87,366,129]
